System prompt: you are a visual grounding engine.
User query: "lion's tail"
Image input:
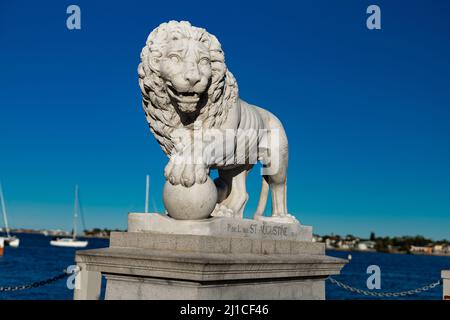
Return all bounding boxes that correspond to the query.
[254,176,269,218]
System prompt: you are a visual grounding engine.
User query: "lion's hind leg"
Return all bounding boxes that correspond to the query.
[257,111,299,224]
[212,166,251,218]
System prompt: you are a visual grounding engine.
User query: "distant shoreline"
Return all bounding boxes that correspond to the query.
[3,229,111,240]
[328,248,450,257]
[4,229,450,257]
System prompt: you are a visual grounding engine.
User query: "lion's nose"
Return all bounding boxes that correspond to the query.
[184,67,201,87]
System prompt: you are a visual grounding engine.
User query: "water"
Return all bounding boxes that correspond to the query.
[326,249,450,300]
[1,234,449,300]
[0,233,109,300]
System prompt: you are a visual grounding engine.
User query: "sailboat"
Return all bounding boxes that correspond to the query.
[0,182,20,248]
[50,185,88,248]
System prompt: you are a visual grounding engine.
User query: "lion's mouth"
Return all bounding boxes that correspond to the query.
[167,85,201,104]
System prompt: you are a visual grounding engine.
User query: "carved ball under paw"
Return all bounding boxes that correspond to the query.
[163,176,218,220]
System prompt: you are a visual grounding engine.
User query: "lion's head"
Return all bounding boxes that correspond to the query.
[138,21,238,155]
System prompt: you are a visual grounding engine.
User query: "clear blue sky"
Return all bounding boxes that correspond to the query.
[1,0,449,240]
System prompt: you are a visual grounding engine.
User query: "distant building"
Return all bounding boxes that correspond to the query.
[357,241,376,251]
[336,239,356,250]
[410,245,433,254]
[325,238,333,249]
[433,244,449,254]
[308,233,448,255]
[47,229,70,237]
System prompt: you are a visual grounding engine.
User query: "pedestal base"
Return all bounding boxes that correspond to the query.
[105,274,325,300]
[74,213,347,300]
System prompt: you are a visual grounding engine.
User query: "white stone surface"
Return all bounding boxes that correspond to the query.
[110,231,324,255]
[75,244,347,300]
[139,21,295,222]
[128,213,312,241]
[105,275,325,300]
[443,270,450,300]
[163,177,217,220]
[76,246,346,283]
[74,219,347,300]
[73,262,102,300]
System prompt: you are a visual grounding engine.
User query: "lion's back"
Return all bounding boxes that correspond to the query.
[239,99,284,132]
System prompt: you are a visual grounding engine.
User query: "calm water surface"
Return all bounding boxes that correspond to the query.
[0,233,108,300]
[1,233,448,299]
[326,249,449,300]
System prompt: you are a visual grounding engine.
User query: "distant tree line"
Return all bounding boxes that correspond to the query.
[83,228,125,237]
[372,235,449,253]
[320,232,449,253]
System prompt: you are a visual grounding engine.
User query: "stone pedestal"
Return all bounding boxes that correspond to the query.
[128,213,313,241]
[74,213,347,300]
[443,270,450,300]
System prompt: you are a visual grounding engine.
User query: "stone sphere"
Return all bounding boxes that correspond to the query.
[163,176,218,220]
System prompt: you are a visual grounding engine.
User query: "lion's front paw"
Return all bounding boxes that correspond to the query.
[165,157,208,187]
[211,204,234,217]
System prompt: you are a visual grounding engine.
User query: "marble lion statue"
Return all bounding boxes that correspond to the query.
[138,21,297,223]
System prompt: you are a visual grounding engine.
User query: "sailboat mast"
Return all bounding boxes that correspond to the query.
[0,182,11,238]
[73,185,79,240]
[145,175,149,213]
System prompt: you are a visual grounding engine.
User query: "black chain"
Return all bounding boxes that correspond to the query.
[1,269,442,296]
[328,277,442,298]
[0,270,72,292]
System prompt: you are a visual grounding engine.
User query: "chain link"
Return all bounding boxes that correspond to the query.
[1,268,442,297]
[328,277,442,298]
[0,268,77,293]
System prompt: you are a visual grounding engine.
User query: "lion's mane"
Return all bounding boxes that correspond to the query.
[138,21,238,155]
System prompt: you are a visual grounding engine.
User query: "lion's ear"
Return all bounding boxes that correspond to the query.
[201,37,210,47]
[138,63,146,78]
[148,57,160,73]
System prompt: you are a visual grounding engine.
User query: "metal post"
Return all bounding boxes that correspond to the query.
[73,185,79,240]
[145,175,149,213]
[443,270,450,300]
[73,263,102,300]
[0,182,11,238]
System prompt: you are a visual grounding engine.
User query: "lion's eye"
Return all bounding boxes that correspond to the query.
[199,57,210,65]
[168,54,181,63]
